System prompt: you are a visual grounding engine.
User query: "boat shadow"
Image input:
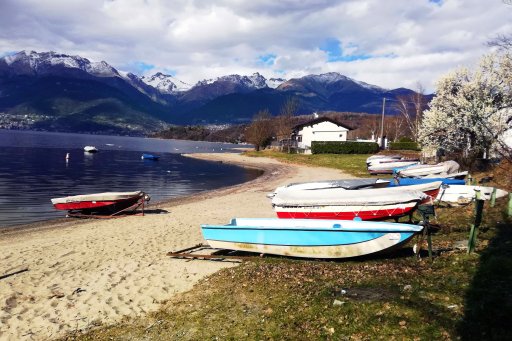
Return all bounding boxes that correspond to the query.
[456,220,512,340]
[209,245,420,263]
[142,208,169,215]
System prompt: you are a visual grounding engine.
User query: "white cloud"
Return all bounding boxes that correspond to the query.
[0,0,510,92]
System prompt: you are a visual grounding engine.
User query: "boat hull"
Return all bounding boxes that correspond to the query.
[274,201,419,220]
[436,185,508,206]
[51,191,145,213]
[202,218,423,258]
[368,161,419,174]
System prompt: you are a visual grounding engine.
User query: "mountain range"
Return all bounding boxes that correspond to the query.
[0,51,426,135]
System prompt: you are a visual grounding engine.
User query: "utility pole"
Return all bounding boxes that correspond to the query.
[380,97,386,149]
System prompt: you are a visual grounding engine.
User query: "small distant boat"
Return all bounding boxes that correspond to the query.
[84,146,98,153]
[51,191,148,214]
[201,218,424,259]
[141,153,160,160]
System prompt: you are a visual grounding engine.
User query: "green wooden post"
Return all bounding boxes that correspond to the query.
[468,191,484,254]
[427,226,433,259]
[416,205,434,260]
[490,188,497,207]
[508,193,512,217]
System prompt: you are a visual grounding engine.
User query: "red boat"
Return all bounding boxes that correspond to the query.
[271,182,441,221]
[51,191,149,216]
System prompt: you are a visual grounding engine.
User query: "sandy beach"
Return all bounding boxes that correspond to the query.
[0,152,350,340]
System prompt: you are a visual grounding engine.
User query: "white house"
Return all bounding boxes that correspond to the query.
[291,117,353,154]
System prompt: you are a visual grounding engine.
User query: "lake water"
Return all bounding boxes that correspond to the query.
[0,130,260,228]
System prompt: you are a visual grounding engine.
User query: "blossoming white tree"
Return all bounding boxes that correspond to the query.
[419,53,512,159]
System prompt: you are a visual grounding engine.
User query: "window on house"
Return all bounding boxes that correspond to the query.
[297,136,302,142]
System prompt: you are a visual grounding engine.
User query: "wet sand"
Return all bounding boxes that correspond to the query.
[0,153,350,340]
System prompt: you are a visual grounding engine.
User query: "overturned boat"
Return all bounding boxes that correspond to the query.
[397,160,461,178]
[367,159,420,174]
[51,191,149,216]
[267,178,390,198]
[201,218,423,259]
[436,185,508,206]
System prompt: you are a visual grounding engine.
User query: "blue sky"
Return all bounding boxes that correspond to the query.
[0,0,510,91]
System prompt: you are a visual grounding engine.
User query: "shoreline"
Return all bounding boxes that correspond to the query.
[0,152,265,237]
[0,152,350,340]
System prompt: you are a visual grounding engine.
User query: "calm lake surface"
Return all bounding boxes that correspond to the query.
[0,130,260,228]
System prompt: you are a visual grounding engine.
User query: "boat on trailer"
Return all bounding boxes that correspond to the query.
[271,185,433,220]
[397,160,460,178]
[201,218,424,259]
[387,177,465,187]
[267,178,390,198]
[367,159,420,174]
[51,191,149,216]
[436,185,508,206]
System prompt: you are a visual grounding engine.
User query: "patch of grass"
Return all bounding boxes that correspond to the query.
[243,150,375,177]
[65,199,512,340]
[63,158,512,341]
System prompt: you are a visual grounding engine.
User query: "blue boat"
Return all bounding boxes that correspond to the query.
[141,153,160,160]
[201,218,423,259]
[387,177,465,187]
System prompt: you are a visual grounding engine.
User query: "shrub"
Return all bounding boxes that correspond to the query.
[389,141,421,150]
[311,141,379,154]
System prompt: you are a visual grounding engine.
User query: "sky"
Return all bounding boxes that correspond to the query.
[0,0,511,92]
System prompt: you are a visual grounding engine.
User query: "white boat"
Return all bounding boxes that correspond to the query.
[267,178,390,198]
[271,184,440,220]
[366,154,402,165]
[422,171,468,180]
[201,218,424,259]
[397,160,460,178]
[84,146,98,153]
[368,160,420,174]
[51,191,148,212]
[436,185,509,206]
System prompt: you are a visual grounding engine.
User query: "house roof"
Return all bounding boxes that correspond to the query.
[292,117,354,131]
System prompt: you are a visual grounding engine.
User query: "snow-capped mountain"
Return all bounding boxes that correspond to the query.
[141,72,192,94]
[193,72,268,90]
[278,72,385,93]
[266,77,286,89]
[0,50,428,132]
[1,50,121,78]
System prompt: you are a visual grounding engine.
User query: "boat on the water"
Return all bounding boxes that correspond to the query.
[267,178,390,198]
[51,191,148,214]
[271,185,432,220]
[436,185,508,206]
[201,218,424,259]
[141,153,160,160]
[83,146,98,153]
[397,160,460,178]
